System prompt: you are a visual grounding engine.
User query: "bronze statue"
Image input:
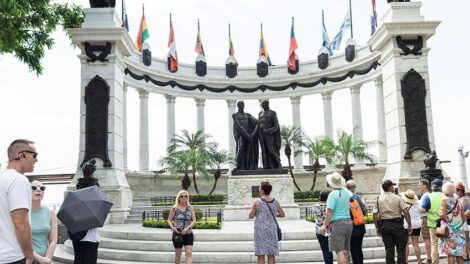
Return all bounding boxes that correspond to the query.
[77,159,100,189]
[89,0,116,8]
[424,151,438,169]
[233,101,259,170]
[258,100,282,169]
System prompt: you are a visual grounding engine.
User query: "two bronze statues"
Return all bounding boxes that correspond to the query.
[233,100,282,171]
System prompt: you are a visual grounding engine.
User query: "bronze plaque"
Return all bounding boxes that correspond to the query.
[252,186,260,198]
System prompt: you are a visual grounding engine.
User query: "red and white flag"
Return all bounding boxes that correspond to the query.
[168,14,178,72]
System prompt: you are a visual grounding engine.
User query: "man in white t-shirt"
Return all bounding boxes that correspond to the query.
[0,139,37,264]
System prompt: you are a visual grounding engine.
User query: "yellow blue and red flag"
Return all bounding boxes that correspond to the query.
[168,14,178,72]
[195,19,205,56]
[370,0,378,35]
[135,4,149,52]
[259,23,272,66]
[288,17,298,71]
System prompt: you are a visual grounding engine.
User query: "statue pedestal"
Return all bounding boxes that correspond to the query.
[223,174,300,221]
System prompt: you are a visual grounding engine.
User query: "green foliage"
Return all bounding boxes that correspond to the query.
[152,201,227,206]
[190,194,225,203]
[162,208,203,221]
[294,198,319,203]
[303,136,335,166]
[0,1,84,74]
[161,129,217,193]
[294,190,321,199]
[334,130,376,165]
[143,219,222,229]
[306,213,374,224]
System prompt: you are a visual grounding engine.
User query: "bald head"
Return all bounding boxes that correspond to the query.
[8,139,35,160]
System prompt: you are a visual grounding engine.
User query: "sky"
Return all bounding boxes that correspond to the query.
[0,0,469,180]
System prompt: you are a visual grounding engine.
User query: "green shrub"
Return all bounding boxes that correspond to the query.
[306,213,374,224]
[190,194,225,203]
[152,201,227,206]
[294,198,319,203]
[143,219,221,229]
[162,208,203,221]
[294,190,321,199]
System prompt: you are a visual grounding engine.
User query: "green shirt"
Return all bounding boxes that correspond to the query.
[31,207,51,256]
[326,187,352,222]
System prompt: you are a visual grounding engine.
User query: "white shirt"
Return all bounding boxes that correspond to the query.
[81,228,100,242]
[404,203,422,229]
[0,169,32,263]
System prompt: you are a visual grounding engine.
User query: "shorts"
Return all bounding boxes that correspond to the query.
[421,218,430,239]
[173,233,194,248]
[410,228,421,236]
[328,219,353,252]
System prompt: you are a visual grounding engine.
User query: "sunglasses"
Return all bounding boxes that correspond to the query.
[180,195,188,198]
[31,186,46,191]
[13,150,38,160]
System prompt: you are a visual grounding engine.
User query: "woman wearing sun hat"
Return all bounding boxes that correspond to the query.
[402,189,423,264]
[319,172,353,264]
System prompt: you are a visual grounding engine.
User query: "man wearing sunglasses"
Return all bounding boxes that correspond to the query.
[0,139,38,264]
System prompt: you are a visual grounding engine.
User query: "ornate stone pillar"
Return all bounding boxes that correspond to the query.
[369,2,440,183]
[138,89,149,171]
[123,83,128,170]
[321,91,334,140]
[227,99,237,172]
[69,8,133,223]
[350,85,363,141]
[375,77,387,163]
[165,95,176,152]
[291,96,303,170]
[195,98,205,133]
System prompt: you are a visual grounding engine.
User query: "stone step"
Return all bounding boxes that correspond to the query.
[54,244,428,264]
[96,236,384,252]
[62,239,426,263]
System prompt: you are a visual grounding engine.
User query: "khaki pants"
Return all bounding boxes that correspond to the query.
[430,228,439,264]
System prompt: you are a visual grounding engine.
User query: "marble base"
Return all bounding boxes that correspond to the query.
[224,174,300,221]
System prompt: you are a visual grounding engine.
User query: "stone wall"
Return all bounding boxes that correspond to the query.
[126,164,386,199]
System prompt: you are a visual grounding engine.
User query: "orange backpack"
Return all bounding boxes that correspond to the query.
[350,199,366,225]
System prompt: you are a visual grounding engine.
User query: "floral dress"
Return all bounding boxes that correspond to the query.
[439,197,466,257]
[254,198,279,256]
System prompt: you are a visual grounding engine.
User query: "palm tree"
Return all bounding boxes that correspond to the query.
[207,149,234,195]
[163,129,216,194]
[280,125,303,191]
[303,136,335,191]
[334,130,376,181]
[161,151,192,190]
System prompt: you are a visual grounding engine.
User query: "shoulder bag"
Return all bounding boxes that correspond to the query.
[261,198,282,241]
[436,198,458,238]
[172,207,187,244]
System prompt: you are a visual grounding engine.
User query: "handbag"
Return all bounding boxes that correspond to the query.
[261,198,282,241]
[172,207,187,244]
[436,198,458,238]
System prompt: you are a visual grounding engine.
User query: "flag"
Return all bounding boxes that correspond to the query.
[195,20,205,56]
[370,0,378,35]
[288,17,298,71]
[122,0,129,31]
[322,10,333,56]
[259,24,272,66]
[330,7,352,51]
[135,5,149,52]
[168,14,178,72]
[227,23,238,65]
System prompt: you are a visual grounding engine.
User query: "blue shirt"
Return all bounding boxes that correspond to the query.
[326,187,352,222]
[420,193,431,210]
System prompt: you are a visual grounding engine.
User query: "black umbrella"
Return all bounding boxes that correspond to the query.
[57,185,113,233]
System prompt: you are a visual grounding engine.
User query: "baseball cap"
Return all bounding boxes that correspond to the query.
[431,179,443,187]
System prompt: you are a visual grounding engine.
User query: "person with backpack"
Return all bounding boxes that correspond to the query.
[402,189,422,264]
[319,172,353,264]
[346,180,366,264]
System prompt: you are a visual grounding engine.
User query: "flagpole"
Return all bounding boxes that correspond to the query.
[349,0,354,39]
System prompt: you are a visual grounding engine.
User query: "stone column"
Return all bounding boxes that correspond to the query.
[375,77,387,163]
[165,95,176,152]
[291,96,303,170]
[350,85,363,141]
[321,91,334,140]
[123,83,128,170]
[458,146,469,188]
[368,2,440,183]
[69,8,133,223]
[195,98,205,133]
[227,99,237,172]
[138,89,149,171]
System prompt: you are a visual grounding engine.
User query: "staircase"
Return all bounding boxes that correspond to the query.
[54,221,429,264]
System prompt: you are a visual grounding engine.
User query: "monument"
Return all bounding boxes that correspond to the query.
[232,101,259,171]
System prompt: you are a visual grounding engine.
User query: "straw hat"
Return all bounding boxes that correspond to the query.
[402,189,418,205]
[326,172,346,189]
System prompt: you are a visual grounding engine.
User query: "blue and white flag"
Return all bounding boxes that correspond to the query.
[330,7,352,51]
[321,10,333,56]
